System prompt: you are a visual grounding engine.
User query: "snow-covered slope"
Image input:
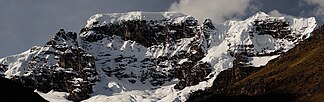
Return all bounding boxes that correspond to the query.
[0,11,317,102]
[85,11,189,28]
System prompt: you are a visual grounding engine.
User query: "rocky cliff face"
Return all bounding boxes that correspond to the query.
[0,29,99,101]
[81,16,210,89]
[83,13,222,93]
[0,11,317,102]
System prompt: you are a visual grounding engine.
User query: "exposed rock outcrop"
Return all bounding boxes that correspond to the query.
[81,16,212,88]
[6,30,99,101]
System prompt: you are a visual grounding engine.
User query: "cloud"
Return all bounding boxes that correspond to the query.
[268,9,296,18]
[168,0,257,23]
[269,10,284,17]
[303,0,324,21]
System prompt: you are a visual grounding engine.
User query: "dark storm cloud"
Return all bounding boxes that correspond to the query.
[0,0,322,58]
[301,0,324,22]
[252,0,320,18]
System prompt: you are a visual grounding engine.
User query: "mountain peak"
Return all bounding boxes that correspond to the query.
[255,11,268,16]
[85,11,190,28]
[245,11,270,22]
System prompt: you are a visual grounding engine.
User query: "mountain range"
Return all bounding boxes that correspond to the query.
[0,11,320,102]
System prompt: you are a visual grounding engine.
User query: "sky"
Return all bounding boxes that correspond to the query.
[0,0,323,58]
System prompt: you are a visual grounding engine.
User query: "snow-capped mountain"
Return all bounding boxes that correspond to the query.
[0,11,317,102]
